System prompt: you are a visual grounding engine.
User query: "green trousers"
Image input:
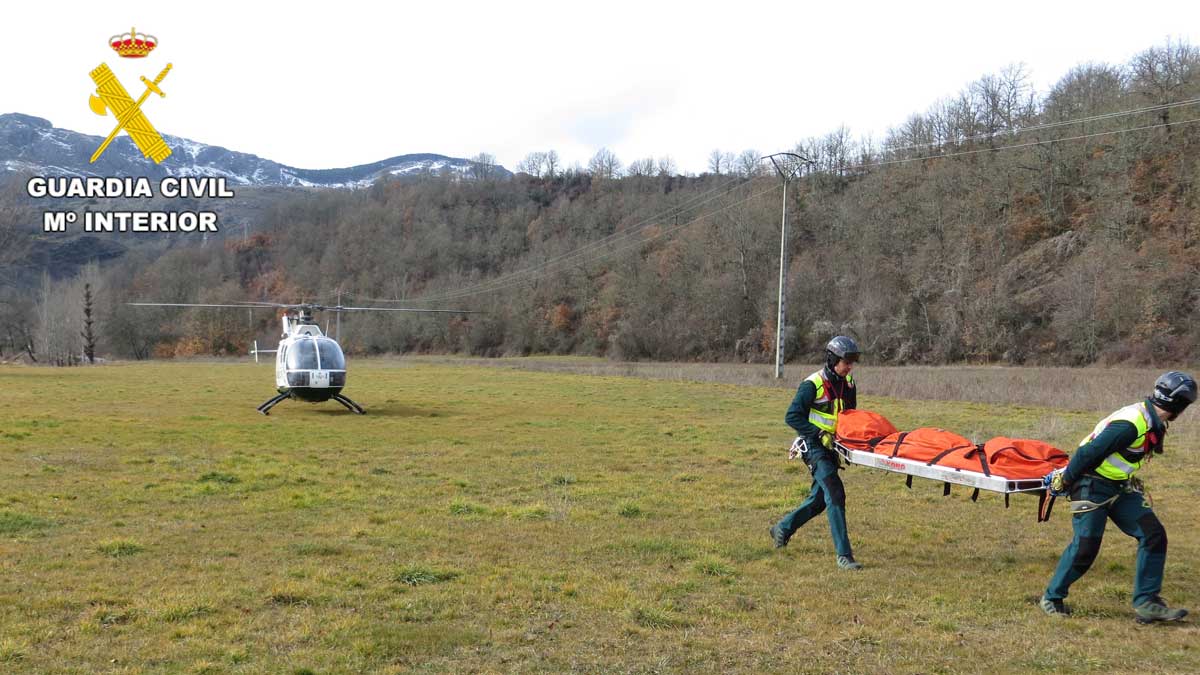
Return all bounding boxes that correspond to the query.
[1045,476,1167,607]
[775,449,853,557]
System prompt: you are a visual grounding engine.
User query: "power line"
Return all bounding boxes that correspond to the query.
[409,178,764,303]
[852,116,1200,172]
[401,175,755,304]
[415,182,784,304]
[872,97,1200,157]
[405,116,1199,305]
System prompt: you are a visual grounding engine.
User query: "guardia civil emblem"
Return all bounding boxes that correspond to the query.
[87,27,172,164]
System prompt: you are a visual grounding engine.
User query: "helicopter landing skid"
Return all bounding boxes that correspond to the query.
[332,393,366,415]
[257,392,291,415]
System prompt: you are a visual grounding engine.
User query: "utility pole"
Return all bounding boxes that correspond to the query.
[762,152,811,379]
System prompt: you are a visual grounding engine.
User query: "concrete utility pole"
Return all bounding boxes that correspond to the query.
[761,152,812,379]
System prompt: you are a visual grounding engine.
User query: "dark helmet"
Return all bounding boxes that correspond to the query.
[1153,371,1197,414]
[825,336,861,369]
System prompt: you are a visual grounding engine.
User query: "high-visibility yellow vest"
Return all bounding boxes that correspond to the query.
[805,369,855,447]
[1079,401,1153,481]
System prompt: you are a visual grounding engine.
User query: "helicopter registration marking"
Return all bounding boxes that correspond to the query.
[310,371,330,387]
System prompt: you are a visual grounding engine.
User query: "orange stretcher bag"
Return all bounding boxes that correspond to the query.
[874,427,975,461]
[829,409,1070,520]
[834,409,899,450]
[982,437,1069,479]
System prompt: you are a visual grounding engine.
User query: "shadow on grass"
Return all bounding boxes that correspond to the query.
[299,403,447,418]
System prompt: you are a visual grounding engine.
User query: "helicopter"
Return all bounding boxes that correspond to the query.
[128,301,473,415]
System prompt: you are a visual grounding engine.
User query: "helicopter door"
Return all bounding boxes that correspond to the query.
[285,339,320,387]
[287,339,319,370]
[316,339,346,387]
[276,344,288,387]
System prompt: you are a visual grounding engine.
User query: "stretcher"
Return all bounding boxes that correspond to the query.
[833,441,1047,494]
[827,410,1070,519]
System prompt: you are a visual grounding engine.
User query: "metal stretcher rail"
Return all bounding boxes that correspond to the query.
[833,442,1046,494]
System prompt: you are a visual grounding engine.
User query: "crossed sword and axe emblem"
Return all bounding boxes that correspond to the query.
[87,62,173,164]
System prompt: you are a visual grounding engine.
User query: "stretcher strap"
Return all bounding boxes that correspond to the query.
[1037,491,1056,522]
[885,432,910,458]
[925,443,989,476]
[970,447,990,477]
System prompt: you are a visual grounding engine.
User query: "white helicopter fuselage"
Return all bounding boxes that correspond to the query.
[269,315,348,403]
[130,299,468,416]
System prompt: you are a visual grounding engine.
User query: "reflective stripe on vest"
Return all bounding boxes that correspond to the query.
[805,370,855,442]
[1079,402,1152,481]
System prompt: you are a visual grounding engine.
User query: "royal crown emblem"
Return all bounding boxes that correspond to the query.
[109,27,158,58]
[88,26,172,164]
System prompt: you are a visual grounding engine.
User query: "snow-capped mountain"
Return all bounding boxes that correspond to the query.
[0,113,511,187]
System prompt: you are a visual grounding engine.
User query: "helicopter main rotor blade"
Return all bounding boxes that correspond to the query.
[128,302,478,313]
[127,302,280,309]
[321,306,479,313]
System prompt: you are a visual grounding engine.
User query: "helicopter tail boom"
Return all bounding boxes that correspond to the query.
[250,340,278,364]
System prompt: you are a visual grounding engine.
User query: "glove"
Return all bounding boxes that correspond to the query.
[788,437,808,461]
[1043,469,1070,497]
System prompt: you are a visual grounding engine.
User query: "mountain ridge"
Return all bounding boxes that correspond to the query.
[0,113,511,187]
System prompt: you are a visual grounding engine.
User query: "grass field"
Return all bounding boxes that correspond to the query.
[2,360,1200,673]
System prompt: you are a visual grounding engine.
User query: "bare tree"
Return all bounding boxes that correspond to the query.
[587,148,622,180]
[626,157,656,177]
[735,150,762,177]
[517,151,545,177]
[0,286,35,362]
[470,152,498,181]
[1130,39,1200,129]
[656,155,677,177]
[707,149,735,175]
[36,271,83,366]
[1044,63,1126,120]
[707,149,724,174]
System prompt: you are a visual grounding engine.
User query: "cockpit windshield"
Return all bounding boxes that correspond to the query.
[317,339,346,370]
[286,339,319,370]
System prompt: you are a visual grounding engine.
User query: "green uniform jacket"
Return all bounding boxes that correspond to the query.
[1063,399,1166,484]
[784,365,857,447]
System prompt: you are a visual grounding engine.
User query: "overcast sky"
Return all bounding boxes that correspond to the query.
[4,1,1198,174]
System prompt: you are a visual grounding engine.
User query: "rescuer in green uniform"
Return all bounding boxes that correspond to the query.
[1040,371,1197,622]
[770,336,863,570]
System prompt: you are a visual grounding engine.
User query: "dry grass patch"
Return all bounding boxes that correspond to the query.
[160,603,215,623]
[630,605,692,629]
[2,360,1200,672]
[96,539,144,557]
[411,355,1190,413]
[394,565,460,587]
[692,555,738,578]
[0,510,52,535]
[0,640,26,663]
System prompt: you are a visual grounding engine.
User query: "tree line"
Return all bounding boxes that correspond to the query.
[3,39,1199,366]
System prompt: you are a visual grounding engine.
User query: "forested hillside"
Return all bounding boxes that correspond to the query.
[3,40,1198,365]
